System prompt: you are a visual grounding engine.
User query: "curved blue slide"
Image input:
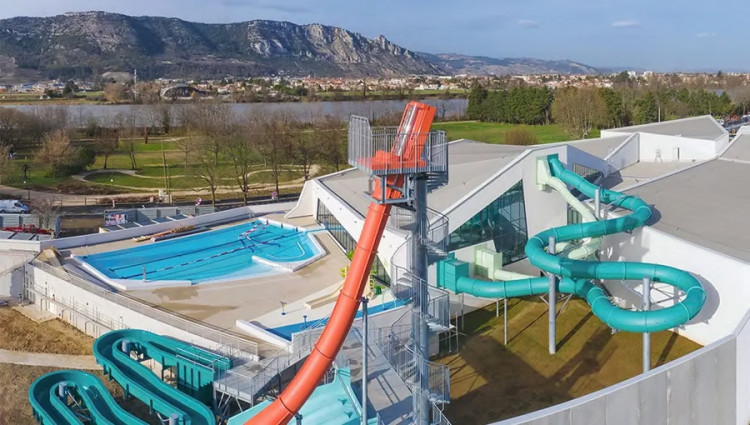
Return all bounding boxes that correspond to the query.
[93,329,231,425]
[30,370,147,425]
[439,154,705,332]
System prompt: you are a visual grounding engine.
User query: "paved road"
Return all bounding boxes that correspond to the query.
[0,348,99,370]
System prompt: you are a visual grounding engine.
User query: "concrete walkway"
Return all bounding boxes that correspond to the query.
[0,348,99,370]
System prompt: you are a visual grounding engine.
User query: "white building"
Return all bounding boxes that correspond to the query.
[287,115,750,424]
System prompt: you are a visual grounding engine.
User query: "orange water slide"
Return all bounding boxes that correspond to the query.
[246,102,436,424]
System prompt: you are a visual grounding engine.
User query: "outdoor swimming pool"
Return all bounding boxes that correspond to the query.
[79,220,324,284]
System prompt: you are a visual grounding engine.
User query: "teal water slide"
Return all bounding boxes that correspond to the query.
[29,370,147,425]
[438,154,706,332]
[30,329,232,425]
[93,329,231,425]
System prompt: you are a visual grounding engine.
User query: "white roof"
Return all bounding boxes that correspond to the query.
[607,115,726,141]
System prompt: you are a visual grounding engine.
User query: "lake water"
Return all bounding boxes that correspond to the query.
[4,98,467,127]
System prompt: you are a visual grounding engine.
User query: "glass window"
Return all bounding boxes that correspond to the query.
[316,200,391,285]
[448,181,528,265]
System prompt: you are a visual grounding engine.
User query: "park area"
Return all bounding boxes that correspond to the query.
[432,121,601,145]
[437,297,701,424]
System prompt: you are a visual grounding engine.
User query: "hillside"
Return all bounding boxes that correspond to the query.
[420,53,602,75]
[0,11,441,81]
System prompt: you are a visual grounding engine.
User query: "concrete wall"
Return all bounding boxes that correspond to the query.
[303,179,407,274]
[637,133,718,162]
[25,264,259,361]
[604,134,640,172]
[44,206,257,250]
[0,239,41,252]
[600,225,750,345]
[493,334,737,425]
[0,251,32,298]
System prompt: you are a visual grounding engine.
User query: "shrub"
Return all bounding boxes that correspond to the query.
[504,127,539,145]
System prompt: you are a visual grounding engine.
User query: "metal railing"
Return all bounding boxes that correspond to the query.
[28,260,258,360]
[413,391,454,425]
[391,266,451,330]
[347,116,449,177]
[372,323,451,404]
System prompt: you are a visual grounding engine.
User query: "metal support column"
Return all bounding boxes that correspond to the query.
[361,297,369,425]
[643,277,651,373]
[411,174,430,425]
[548,236,557,355]
[594,187,601,219]
[503,298,508,345]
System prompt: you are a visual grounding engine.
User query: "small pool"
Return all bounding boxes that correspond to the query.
[79,220,323,284]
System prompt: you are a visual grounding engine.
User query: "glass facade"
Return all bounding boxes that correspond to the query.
[448,181,528,265]
[315,200,390,285]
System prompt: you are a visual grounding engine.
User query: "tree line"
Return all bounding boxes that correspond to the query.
[467,84,735,139]
[0,102,351,205]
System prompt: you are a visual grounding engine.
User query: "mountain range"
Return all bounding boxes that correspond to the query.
[0,11,605,82]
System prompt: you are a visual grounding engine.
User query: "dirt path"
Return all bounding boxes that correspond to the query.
[0,165,320,205]
[0,348,99,370]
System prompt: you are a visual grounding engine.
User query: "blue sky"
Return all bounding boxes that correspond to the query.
[1,0,742,71]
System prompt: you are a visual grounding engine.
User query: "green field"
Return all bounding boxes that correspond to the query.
[432,121,601,145]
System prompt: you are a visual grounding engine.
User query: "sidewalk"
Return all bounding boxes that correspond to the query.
[0,348,99,370]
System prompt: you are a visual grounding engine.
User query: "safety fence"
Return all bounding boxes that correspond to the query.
[28,260,259,361]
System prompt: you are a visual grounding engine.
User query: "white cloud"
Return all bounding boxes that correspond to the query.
[517,19,539,28]
[696,32,717,38]
[611,20,639,28]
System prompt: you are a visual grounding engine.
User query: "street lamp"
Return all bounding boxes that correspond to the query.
[110,178,114,190]
[23,180,29,200]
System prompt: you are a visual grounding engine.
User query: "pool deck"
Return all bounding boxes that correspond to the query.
[61,214,349,355]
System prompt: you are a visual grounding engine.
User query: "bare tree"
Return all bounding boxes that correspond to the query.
[551,88,606,139]
[104,83,130,103]
[287,121,319,181]
[257,112,293,195]
[228,116,262,205]
[192,137,225,206]
[316,116,347,171]
[30,198,60,230]
[0,144,15,184]
[35,130,79,176]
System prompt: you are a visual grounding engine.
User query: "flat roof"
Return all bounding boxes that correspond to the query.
[602,161,698,191]
[626,159,750,262]
[607,115,726,141]
[720,133,750,162]
[320,140,527,217]
[568,134,632,159]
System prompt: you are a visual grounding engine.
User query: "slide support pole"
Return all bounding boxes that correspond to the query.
[643,277,651,373]
[594,187,601,219]
[548,236,557,355]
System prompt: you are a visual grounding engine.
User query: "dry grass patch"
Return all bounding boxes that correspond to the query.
[0,308,93,355]
[437,297,702,424]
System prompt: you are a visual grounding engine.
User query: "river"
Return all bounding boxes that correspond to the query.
[3,98,467,127]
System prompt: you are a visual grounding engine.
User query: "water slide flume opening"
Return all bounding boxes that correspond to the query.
[442,154,705,334]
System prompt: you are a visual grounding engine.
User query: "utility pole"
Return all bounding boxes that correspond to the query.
[133,69,138,101]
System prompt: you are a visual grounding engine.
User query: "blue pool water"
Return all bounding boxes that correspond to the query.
[269,298,407,340]
[80,221,322,284]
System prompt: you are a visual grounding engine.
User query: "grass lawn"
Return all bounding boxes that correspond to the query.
[432,121,601,145]
[437,297,701,424]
